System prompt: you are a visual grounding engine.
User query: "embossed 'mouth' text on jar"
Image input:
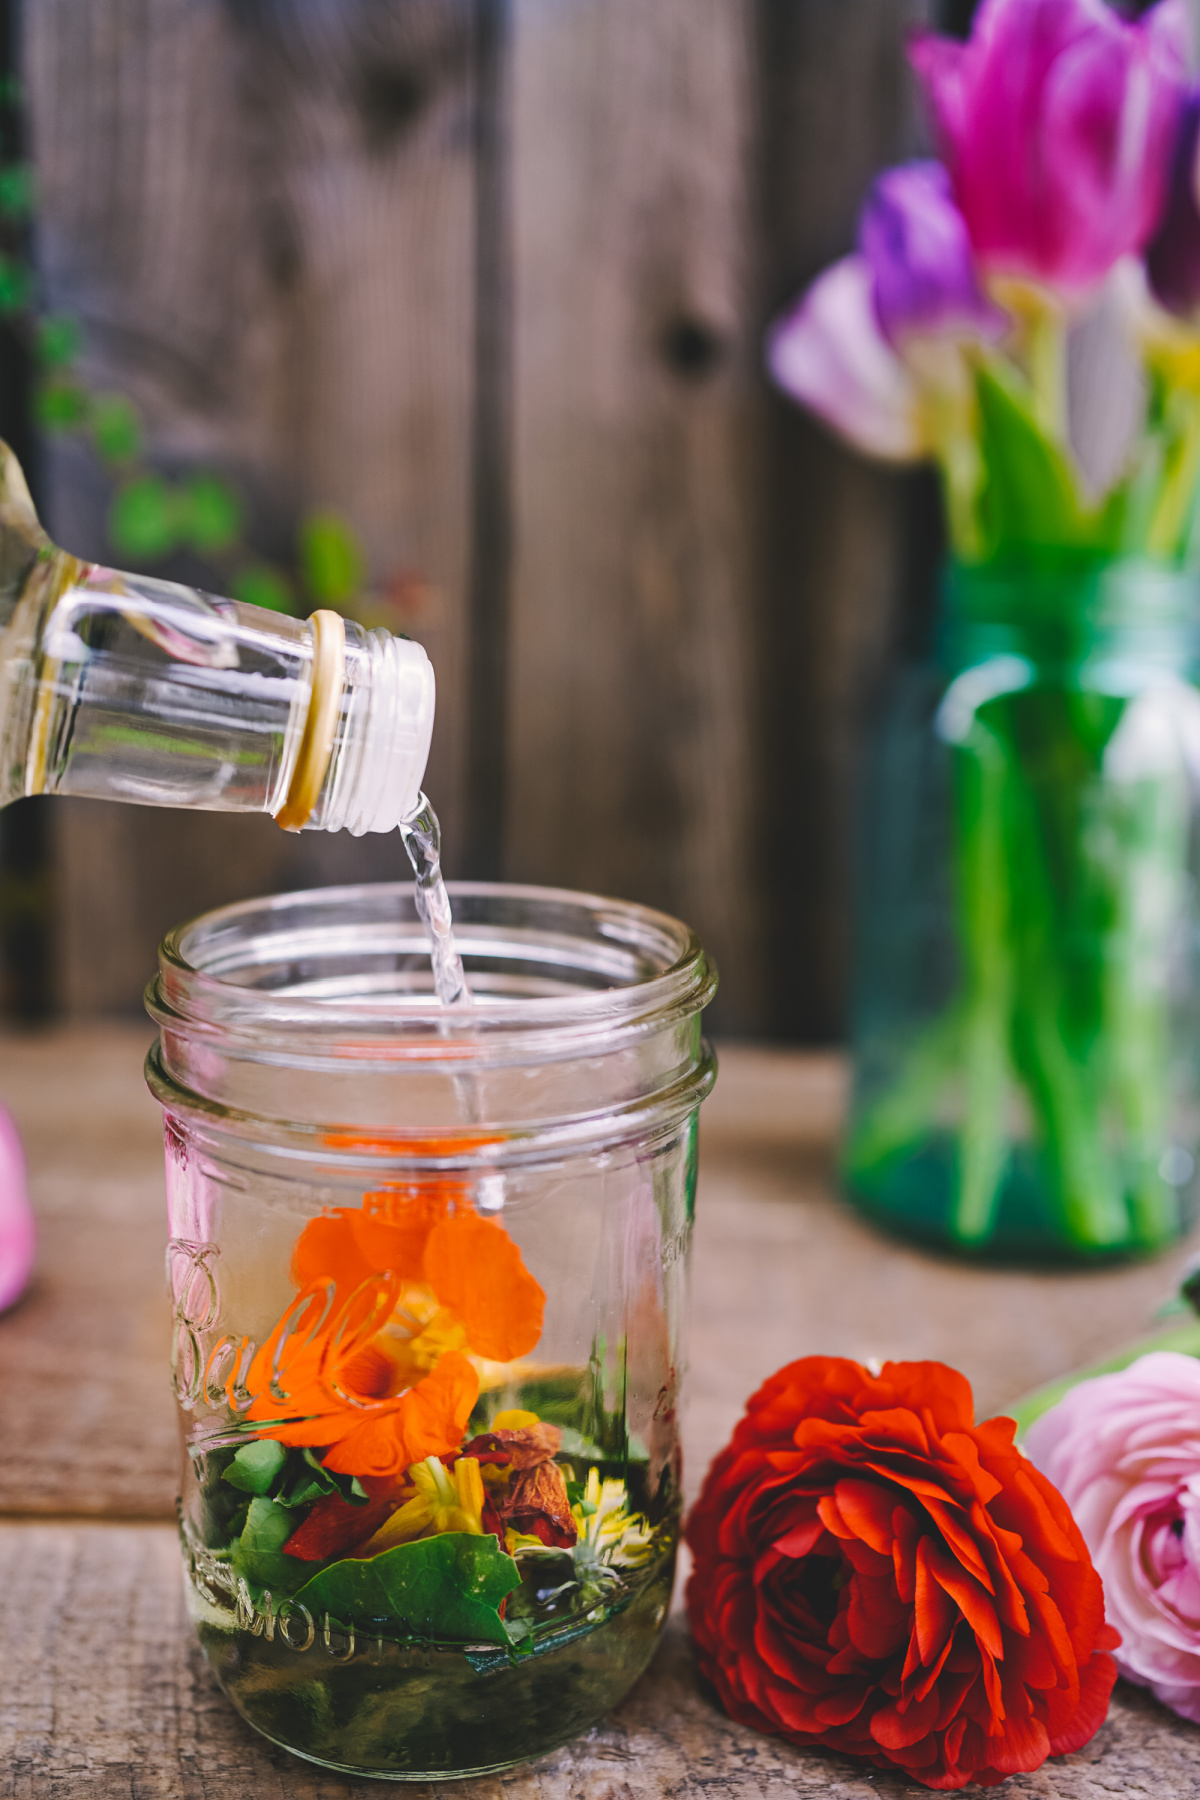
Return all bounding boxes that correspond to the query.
[145,881,716,1780]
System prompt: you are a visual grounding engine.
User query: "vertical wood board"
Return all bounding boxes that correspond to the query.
[757,0,939,1039]
[23,0,478,1010]
[506,0,765,1031]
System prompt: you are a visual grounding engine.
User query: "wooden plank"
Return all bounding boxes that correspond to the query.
[4,1027,1200,1790]
[756,0,940,1040]
[503,0,766,1034]
[693,1044,1200,1488]
[22,0,478,1012]
[4,1026,1200,1521]
[0,1023,176,1516]
[1,1522,1197,1798]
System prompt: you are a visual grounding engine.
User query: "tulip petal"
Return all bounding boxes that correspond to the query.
[767,256,930,462]
[860,161,1007,348]
[912,0,1187,297]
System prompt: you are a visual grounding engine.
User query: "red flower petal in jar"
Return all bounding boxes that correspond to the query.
[685,1356,1119,1790]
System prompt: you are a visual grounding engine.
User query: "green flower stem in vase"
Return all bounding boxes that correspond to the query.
[763,0,1200,1261]
[847,564,1200,1259]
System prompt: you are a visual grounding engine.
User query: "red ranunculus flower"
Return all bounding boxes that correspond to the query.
[686,1358,1119,1790]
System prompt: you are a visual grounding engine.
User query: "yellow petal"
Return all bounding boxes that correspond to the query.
[358,1494,433,1556]
[454,1455,486,1530]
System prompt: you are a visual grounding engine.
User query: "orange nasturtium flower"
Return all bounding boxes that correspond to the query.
[241,1180,545,1482]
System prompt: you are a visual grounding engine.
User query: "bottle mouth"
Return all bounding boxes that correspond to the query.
[304,625,436,835]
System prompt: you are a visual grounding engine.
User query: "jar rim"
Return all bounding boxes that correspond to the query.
[147,879,718,1063]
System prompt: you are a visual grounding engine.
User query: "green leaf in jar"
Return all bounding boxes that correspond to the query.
[232,1496,310,1597]
[222,1438,288,1496]
[294,1532,521,1647]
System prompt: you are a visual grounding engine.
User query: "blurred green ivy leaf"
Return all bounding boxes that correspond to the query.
[34,376,88,432]
[0,254,32,315]
[299,510,364,606]
[109,475,178,562]
[37,314,81,369]
[232,564,294,614]
[0,163,33,221]
[90,393,142,466]
[179,473,242,553]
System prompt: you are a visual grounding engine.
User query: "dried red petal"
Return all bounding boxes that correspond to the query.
[501,1460,578,1548]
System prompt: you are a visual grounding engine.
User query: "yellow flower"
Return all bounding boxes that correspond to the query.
[359,1454,486,1555]
[572,1468,654,1568]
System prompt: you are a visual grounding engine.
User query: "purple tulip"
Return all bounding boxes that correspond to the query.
[859,161,1007,347]
[767,254,929,462]
[911,0,1188,299]
[1147,90,1200,319]
[0,1103,32,1313]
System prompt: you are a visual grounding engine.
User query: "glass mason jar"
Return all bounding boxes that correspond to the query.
[846,561,1200,1262]
[145,881,716,1779]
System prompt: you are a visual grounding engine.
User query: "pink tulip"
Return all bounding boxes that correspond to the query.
[1026,1352,1200,1723]
[767,255,929,462]
[0,1103,32,1312]
[911,0,1188,300]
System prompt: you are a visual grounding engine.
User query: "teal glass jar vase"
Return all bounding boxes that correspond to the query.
[846,561,1200,1261]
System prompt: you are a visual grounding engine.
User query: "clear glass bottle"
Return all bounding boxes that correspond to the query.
[145,880,717,1779]
[0,443,434,833]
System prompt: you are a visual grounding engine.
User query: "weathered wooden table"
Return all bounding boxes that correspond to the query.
[2,1026,1199,1796]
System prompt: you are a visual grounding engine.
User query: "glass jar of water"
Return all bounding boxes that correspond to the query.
[145,880,716,1779]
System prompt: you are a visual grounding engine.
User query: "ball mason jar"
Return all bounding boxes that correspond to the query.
[145,881,716,1779]
[846,562,1200,1262]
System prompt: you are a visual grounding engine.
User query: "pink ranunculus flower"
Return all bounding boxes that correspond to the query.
[0,1102,33,1313]
[1025,1351,1200,1723]
[911,0,1188,301]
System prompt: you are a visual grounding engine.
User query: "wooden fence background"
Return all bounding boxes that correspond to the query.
[11,0,948,1036]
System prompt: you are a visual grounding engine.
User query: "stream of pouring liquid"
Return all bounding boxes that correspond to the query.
[400,795,471,1006]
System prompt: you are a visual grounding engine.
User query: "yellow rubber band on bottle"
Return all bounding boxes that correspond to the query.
[275,609,346,832]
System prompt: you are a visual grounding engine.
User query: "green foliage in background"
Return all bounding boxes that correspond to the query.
[0,106,370,620]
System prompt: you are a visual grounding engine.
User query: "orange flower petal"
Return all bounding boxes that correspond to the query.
[422,1211,545,1363]
[291,1211,375,1296]
[324,1131,503,1155]
[321,1352,479,1479]
[350,1184,458,1279]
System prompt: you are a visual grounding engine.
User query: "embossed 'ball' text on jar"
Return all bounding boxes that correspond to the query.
[144,882,716,1780]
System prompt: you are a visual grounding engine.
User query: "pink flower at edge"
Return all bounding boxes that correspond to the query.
[0,1103,33,1313]
[1026,1351,1200,1724]
[911,0,1189,301]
